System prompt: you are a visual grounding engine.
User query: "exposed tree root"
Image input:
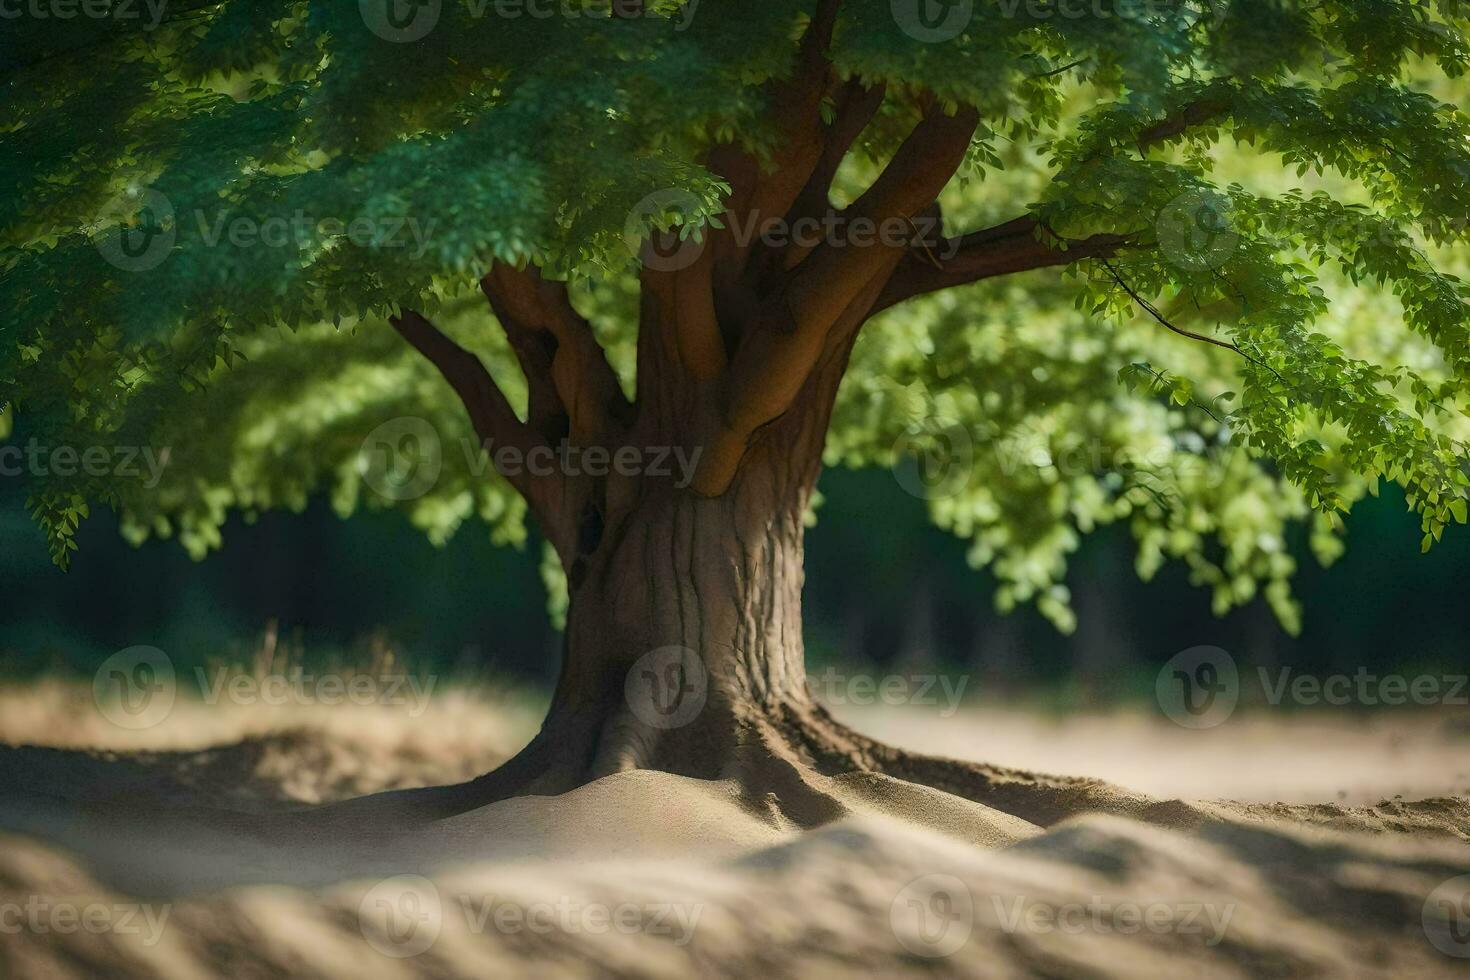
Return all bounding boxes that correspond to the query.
[336,697,1470,846]
[302,696,1170,836]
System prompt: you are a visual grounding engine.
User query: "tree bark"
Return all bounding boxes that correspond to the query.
[423,401,848,819]
[556,472,812,780]
[386,417,1151,833]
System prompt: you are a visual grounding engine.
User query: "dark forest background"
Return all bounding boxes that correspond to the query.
[2,465,1465,705]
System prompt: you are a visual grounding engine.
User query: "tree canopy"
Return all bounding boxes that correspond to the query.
[3,0,1469,631]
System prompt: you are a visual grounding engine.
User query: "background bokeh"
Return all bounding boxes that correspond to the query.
[3,462,1465,704]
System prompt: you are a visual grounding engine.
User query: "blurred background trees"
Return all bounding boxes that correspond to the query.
[4,464,1464,705]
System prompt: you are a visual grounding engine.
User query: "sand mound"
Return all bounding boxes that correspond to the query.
[2,787,1468,979]
[4,686,1470,977]
[406,770,1041,870]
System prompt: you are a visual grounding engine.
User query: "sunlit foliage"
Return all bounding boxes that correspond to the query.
[2,0,1468,631]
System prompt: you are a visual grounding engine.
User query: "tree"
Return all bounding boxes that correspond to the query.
[3,0,1469,822]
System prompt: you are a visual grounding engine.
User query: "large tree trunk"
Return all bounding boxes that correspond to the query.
[556,474,812,781]
[382,299,1153,832]
[400,431,1149,831]
[436,414,850,821]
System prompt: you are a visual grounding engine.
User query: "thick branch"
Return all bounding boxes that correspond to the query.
[866,96,1232,314]
[478,288,564,441]
[780,104,980,338]
[388,309,575,556]
[681,95,1235,497]
[776,79,887,271]
[480,263,629,446]
[743,0,844,222]
[634,4,850,473]
[705,0,842,280]
[690,104,979,497]
[872,216,1134,314]
[647,251,726,382]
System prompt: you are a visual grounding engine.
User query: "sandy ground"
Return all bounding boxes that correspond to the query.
[831,703,1470,806]
[1,680,1468,978]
